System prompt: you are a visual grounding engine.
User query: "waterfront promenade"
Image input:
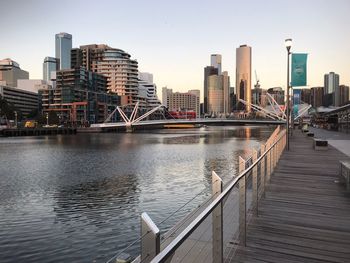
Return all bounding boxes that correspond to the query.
[232,130,350,262]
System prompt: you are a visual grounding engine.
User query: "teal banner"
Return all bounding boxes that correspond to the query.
[291,53,307,87]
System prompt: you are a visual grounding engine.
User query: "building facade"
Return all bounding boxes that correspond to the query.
[43,56,57,82]
[0,58,29,87]
[267,87,285,105]
[339,85,349,106]
[208,75,224,114]
[211,54,222,75]
[138,72,161,109]
[324,72,339,95]
[40,68,120,125]
[203,66,218,114]
[17,79,48,93]
[310,87,324,108]
[162,87,200,117]
[71,44,139,106]
[236,45,252,112]
[0,85,38,117]
[55,32,72,70]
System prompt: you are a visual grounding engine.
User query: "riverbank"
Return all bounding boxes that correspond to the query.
[0,127,77,137]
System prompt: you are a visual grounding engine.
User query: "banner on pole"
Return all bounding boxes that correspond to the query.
[291,53,307,87]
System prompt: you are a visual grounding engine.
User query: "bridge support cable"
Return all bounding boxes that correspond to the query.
[238,99,284,121]
[294,104,312,121]
[132,104,164,124]
[266,93,287,119]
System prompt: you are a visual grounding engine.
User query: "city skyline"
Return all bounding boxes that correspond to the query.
[1,0,349,101]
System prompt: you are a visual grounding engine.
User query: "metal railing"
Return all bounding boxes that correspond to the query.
[110,126,286,263]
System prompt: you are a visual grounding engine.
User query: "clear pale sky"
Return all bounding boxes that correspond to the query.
[1,0,349,101]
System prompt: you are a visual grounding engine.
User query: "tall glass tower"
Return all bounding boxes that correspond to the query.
[211,54,222,75]
[236,45,252,112]
[43,56,57,82]
[55,32,72,70]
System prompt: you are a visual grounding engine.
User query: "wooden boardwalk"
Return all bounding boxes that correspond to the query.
[232,130,350,263]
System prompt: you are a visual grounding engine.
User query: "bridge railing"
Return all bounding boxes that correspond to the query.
[108,126,286,263]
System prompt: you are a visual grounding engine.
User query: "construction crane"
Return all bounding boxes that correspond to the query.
[254,70,260,89]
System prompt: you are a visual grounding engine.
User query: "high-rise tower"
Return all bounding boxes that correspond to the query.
[43,57,57,82]
[236,45,251,112]
[211,54,222,75]
[55,32,72,70]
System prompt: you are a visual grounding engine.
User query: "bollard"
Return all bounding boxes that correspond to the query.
[212,171,223,263]
[141,213,160,263]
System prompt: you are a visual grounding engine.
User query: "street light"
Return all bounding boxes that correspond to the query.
[46,112,49,126]
[285,38,292,150]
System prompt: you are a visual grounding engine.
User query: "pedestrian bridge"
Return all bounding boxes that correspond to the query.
[90,118,285,131]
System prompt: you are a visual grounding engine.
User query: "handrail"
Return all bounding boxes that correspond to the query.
[150,129,286,263]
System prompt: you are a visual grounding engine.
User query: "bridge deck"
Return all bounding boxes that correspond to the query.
[231,130,350,262]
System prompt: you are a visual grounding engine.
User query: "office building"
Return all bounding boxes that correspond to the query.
[310,87,324,108]
[43,56,57,82]
[188,89,200,117]
[162,87,200,117]
[0,85,38,117]
[339,85,349,106]
[267,87,284,105]
[71,44,138,106]
[203,66,218,113]
[208,74,224,114]
[222,71,230,114]
[211,54,222,74]
[55,32,72,70]
[17,79,48,93]
[324,72,339,95]
[40,67,120,125]
[252,88,267,107]
[0,58,29,87]
[138,72,161,108]
[236,45,252,112]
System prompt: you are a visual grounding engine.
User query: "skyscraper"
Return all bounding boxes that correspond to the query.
[43,57,57,82]
[211,54,222,74]
[203,66,218,113]
[208,74,224,114]
[222,71,230,115]
[324,72,340,106]
[55,32,72,70]
[236,45,252,112]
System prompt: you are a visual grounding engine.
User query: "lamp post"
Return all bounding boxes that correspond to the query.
[285,38,292,151]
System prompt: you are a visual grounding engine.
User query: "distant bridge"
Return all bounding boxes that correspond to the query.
[90,118,285,132]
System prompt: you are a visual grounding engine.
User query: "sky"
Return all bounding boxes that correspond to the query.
[1,0,349,102]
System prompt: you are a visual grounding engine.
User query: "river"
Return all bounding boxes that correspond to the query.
[0,126,274,262]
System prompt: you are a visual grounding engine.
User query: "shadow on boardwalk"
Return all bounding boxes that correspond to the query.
[232,130,350,263]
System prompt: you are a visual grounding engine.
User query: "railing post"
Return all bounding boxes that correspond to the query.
[238,156,246,246]
[212,171,223,263]
[260,144,266,198]
[141,213,160,263]
[252,149,258,215]
[266,142,271,183]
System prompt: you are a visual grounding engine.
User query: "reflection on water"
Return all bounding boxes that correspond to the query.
[0,126,274,262]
